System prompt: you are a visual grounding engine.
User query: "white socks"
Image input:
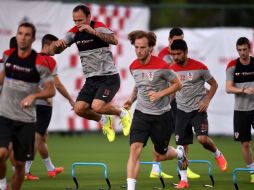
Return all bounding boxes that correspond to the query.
[213,148,221,158]
[179,170,188,182]
[127,178,136,190]
[0,177,7,190]
[247,162,254,174]
[120,108,127,118]
[25,160,33,174]
[152,163,160,173]
[99,115,108,126]
[43,157,55,171]
[176,145,184,159]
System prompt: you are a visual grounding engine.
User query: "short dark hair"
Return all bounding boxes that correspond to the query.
[9,36,17,49]
[169,27,184,39]
[73,4,90,16]
[42,34,58,47]
[128,30,156,47]
[18,22,36,39]
[170,39,188,52]
[236,37,250,48]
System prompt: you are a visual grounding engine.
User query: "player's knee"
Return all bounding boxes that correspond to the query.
[74,102,88,116]
[241,141,251,149]
[91,102,104,113]
[197,135,207,144]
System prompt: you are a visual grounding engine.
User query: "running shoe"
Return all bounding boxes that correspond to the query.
[102,115,115,142]
[25,173,39,180]
[48,167,64,178]
[215,153,228,172]
[150,171,174,179]
[120,109,131,136]
[187,168,200,179]
[175,180,189,189]
[250,173,254,183]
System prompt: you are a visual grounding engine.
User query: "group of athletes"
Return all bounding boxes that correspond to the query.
[0,4,253,190]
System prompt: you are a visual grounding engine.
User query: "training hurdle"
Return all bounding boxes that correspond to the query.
[176,160,214,188]
[233,168,254,190]
[67,162,111,190]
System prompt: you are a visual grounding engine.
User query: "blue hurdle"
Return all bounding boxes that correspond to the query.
[176,160,214,187]
[69,162,111,190]
[233,168,254,190]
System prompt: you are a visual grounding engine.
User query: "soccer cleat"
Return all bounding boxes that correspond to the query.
[120,109,131,136]
[102,115,115,142]
[250,173,254,183]
[215,153,228,172]
[48,167,64,178]
[24,173,39,180]
[177,146,188,170]
[187,168,200,179]
[175,180,189,189]
[150,171,174,179]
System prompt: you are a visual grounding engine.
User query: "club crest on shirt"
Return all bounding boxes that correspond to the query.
[187,72,193,81]
[147,72,154,81]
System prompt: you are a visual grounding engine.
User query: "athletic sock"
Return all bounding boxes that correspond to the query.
[152,163,160,173]
[179,170,188,182]
[127,178,136,190]
[0,177,7,190]
[176,146,184,159]
[247,162,254,174]
[99,114,108,126]
[25,160,33,174]
[120,108,127,118]
[213,148,221,158]
[43,157,55,171]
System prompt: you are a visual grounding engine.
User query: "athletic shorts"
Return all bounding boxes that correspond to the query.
[76,74,120,105]
[234,110,254,142]
[0,116,35,161]
[36,105,52,136]
[170,98,177,132]
[175,109,209,145]
[129,109,174,155]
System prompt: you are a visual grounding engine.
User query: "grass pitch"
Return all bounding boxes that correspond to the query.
[7,134,254,190]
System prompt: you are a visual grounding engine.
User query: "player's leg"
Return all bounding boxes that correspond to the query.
[127,110,149,190]
[150,111,188,188]
[12,122,35,190]
[0,116,11,190]
[234,110,254,182]
[92,74,131,136]
[193,111,228,172]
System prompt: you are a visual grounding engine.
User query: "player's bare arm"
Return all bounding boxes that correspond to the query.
[199,77,218,112]
[124,86,138,109]
[0,70,5,85]
[48,40,67,55]
[226,80,254,94]
[148,76,182,102]
[20,80,55,108]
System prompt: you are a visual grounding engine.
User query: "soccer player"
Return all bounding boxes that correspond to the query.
[170,39,228,188]
[25,34,75,180]
[226,37,254,183]
[150,27,200,179]
[124,30,188,190]
[48,4,131,142]
[0,22,55,190]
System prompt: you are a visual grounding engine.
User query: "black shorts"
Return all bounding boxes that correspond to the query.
[130,110,174,155]
[76,74,120,105]
[175,109,209,145]
[170,98,177,132]
[36,105,52,136]
[234,110,254,142]
[0,116,35,161]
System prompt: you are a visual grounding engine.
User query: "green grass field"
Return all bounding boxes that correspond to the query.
[7,134,254,190]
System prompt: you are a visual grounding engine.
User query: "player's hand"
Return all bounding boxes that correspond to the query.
[20,94,36,108]
[198,98,210,112]
[148,91,161,102]
[69,99,75,110]
[78,24,96,35]
[123,100,132,110]
[243,87,254,95]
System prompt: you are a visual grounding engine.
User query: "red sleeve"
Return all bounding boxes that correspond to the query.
[226,60,237,70]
